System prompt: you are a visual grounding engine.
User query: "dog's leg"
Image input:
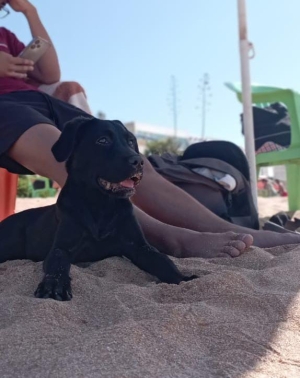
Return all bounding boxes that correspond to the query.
[34,248,73,301]
[124,244,197,284]
[34,217,83,301]
[120,219,197,284]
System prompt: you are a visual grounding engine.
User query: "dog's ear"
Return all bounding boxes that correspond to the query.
[52,116,94,162]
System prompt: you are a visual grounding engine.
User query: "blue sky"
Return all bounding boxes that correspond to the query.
[2,0,300,146]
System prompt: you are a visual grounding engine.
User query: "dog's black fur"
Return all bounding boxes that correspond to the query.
[0,117,197,301]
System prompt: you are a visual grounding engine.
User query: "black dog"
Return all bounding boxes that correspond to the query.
[0,117,197,301]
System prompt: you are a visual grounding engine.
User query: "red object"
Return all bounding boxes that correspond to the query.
[0,168,18,221]
[0,27,38,95]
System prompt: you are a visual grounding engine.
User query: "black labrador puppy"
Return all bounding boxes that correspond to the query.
[0,117,197,301]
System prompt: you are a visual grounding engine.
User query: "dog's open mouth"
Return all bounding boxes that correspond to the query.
[97,171,143,196]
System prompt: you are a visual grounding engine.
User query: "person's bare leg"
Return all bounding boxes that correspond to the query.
[8,124,67,187]
[133,158,300,249]
[135,207,253,258]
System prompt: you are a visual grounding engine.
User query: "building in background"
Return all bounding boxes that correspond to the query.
[124,121,204,153]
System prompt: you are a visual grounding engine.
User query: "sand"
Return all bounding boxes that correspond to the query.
[0,196,299,378]
[14,195,290,218]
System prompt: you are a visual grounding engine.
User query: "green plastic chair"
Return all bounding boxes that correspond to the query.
[225,82,300,211]
[27,175,57,198]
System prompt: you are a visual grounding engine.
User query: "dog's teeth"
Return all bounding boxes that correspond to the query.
[106,182,111,190]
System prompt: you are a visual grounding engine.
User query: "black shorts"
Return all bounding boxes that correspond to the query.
[0,90,90,174]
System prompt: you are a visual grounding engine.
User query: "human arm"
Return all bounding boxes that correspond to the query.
[8,0,61,84]
[0,50,33,78]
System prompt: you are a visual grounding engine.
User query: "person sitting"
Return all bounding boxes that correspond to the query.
[0,0,299,261]
[275,179,288,197]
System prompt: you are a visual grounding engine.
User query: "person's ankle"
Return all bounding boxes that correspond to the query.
[158,226,183,258]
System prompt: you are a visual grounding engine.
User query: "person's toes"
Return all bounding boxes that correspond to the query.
[222,241,246,257]
[236,233,253,248]
[221,234,253,257]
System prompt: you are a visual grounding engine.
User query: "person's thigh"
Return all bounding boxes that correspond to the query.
[0,98,57,174]
[43,91,92,127]
[0,91,92,175]
[7,123,67,187]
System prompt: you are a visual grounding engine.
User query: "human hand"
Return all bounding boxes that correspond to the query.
[7,0,35,14]
[0,51,34,78]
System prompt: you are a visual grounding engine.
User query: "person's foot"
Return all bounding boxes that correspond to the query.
[161,228,254,258]
[252,229,300,248]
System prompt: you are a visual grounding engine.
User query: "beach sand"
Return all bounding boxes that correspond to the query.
[0,196,299,377]
[14,195,290,218]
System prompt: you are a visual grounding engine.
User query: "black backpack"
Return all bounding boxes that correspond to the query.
[148,140,259,230]
[241,102,291,150]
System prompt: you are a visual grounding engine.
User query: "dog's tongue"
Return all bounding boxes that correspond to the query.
[120,179,134,188]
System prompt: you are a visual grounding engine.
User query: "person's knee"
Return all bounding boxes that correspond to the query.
[56,81,86,98]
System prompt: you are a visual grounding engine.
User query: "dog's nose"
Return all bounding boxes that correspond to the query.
[128,155,144,167]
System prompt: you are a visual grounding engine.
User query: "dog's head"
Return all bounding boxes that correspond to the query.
[52,116,143,198]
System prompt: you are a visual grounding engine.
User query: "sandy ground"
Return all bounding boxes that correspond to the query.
[15,195,289,218]
[0,195,297,378]
[16,195,58,213]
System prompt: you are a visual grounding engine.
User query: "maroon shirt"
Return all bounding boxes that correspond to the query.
[0,27,38,95]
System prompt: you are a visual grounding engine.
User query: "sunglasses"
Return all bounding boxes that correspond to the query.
[0,2,9,19]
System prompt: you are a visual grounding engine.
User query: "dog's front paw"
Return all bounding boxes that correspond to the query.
[34,275,72,301]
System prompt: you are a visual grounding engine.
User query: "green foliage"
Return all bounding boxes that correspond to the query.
[17,175,57,198]
[38,189,53,198]
[144,138,181,157]
[17,175,31,198]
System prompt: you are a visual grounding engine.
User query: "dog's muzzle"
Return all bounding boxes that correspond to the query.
[97,170,143,197]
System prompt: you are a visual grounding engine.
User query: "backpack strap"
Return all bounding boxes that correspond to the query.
[148,154,225,191]
[179,157,246,193]
[181,141,251,180]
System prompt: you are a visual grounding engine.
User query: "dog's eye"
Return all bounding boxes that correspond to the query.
[96,137,110,145]
[128,139,135,148]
